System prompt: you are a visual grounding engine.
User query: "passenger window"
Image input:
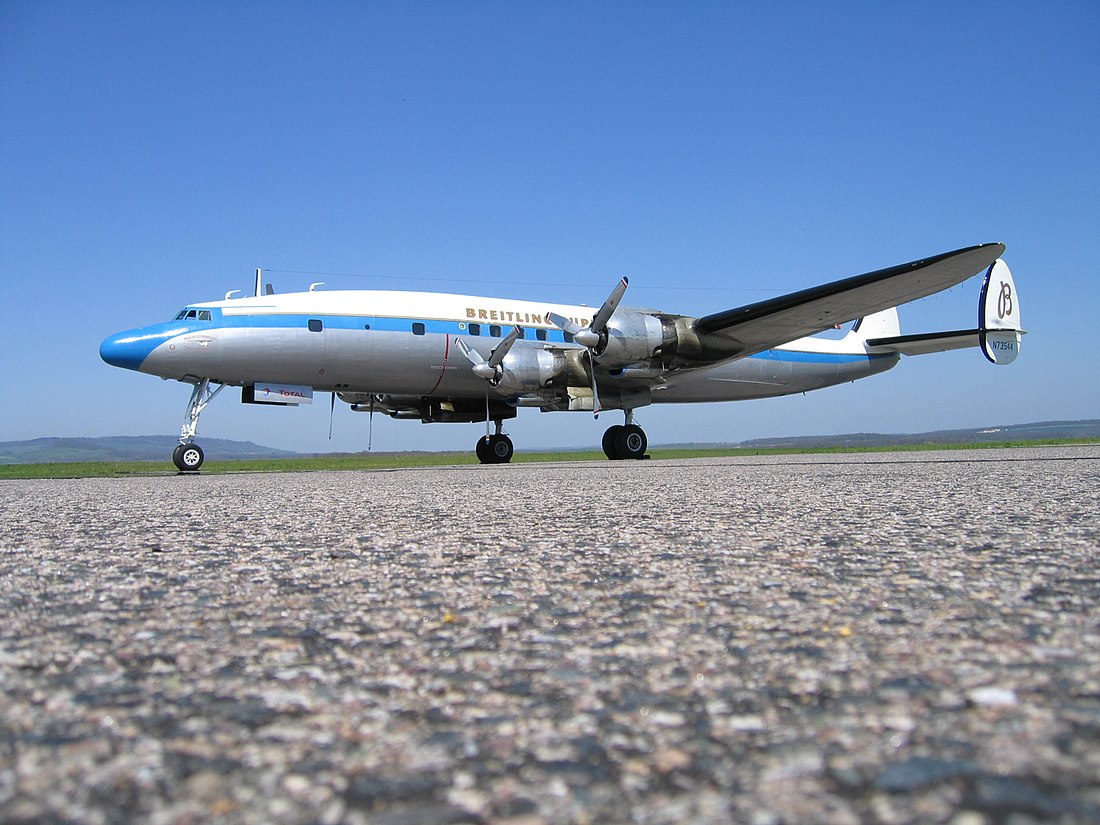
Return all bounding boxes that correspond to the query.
[198,310,211,321]
[516,328,526,339]
[564,331,574,343]
[308,319,323,332]
[468,323,480,336]
[489,325,502,337]
[412,322,426,335]
[536,329,547,341]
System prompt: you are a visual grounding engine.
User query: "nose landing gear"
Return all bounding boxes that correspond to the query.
[173,378,224,472]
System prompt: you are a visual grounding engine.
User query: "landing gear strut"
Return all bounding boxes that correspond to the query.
[173,378,224,472]
[475,421,514,464]
[602,411,648,460]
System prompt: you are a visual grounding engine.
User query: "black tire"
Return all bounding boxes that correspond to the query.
[602,425,625,460]
[476,434,513,464]
[173,443,205,471]
[475,437,492,464]
[613,424,647,460]
[488,434,513,464]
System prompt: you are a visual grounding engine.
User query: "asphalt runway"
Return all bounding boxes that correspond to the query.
[2,446,1099,824]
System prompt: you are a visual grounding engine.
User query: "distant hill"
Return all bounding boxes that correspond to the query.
[735,419,1100,450]
[0,436,297,464]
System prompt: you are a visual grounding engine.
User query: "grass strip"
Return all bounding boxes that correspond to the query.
[1,438,1096,479]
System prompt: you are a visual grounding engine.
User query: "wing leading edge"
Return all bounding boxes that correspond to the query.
[691,243,1005,361]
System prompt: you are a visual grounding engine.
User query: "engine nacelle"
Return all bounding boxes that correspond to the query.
[596,311,665,366]
[497,346,564,393]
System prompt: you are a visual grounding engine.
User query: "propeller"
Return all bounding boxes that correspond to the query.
[546,277,628,418]
[456,326,523,386]
[456,327,522,437]
[547,276,628,353]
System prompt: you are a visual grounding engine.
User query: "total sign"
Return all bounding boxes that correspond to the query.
[244,383,314,405]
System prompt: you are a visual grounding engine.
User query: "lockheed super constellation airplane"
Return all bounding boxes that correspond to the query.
[100,243,1022,470]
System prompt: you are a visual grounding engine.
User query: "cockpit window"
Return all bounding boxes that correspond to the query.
[174,308,212,321]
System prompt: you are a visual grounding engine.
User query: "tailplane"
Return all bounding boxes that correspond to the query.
[863,259,1024,364]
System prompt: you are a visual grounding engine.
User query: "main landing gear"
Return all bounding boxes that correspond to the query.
[172,378,224,472]
[602,411,648,460]
[475,421,514,465]
[472,414,648,463]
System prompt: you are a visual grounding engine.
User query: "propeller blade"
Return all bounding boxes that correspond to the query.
[488,326,522,369]
[546,311,582,337]
[588,350,602,417]
[590,277,628,334]
[455,338,498,381]
[455,337,481,365]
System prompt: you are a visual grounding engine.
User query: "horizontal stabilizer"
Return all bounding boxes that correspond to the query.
[866,329,980,356]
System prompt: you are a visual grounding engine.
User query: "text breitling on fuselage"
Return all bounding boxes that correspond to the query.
[464,306,590,327]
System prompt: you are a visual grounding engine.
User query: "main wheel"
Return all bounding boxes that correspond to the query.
[602,425,625,460]
[475,437,492,464]
[612,424,647,460]
[476,434,514,464]
[173,442,205,471]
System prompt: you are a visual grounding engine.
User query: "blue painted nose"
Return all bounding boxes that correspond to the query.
[100,329,157,371]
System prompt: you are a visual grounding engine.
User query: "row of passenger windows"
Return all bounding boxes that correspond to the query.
[307,319,551,341]
[415,322,550,341]
[471,323,549,341]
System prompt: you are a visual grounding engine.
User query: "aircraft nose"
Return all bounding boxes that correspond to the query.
[100,329,155,371]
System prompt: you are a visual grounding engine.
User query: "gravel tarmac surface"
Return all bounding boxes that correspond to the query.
[2,446,1098,824]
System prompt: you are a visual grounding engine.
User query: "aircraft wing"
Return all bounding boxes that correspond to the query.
[691,243,1005,360]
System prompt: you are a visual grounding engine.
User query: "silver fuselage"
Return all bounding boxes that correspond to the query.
[100,289,900,412]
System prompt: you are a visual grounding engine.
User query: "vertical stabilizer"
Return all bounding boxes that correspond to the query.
[978,260,1022,364]
[848,306,900,342]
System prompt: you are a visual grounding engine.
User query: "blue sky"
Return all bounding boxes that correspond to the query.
[2,1,1097,454]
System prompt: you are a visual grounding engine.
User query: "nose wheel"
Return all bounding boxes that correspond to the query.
[173,443,205,472]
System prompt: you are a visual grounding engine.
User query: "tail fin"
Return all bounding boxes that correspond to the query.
[848,307,900,342]
[977,260,1022,364]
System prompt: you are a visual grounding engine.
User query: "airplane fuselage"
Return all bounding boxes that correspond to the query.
[101,288,899,408]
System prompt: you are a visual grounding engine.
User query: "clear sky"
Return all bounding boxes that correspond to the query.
[2,1,1097,454]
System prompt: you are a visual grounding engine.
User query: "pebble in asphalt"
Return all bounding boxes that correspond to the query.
[1,446,1098,824]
